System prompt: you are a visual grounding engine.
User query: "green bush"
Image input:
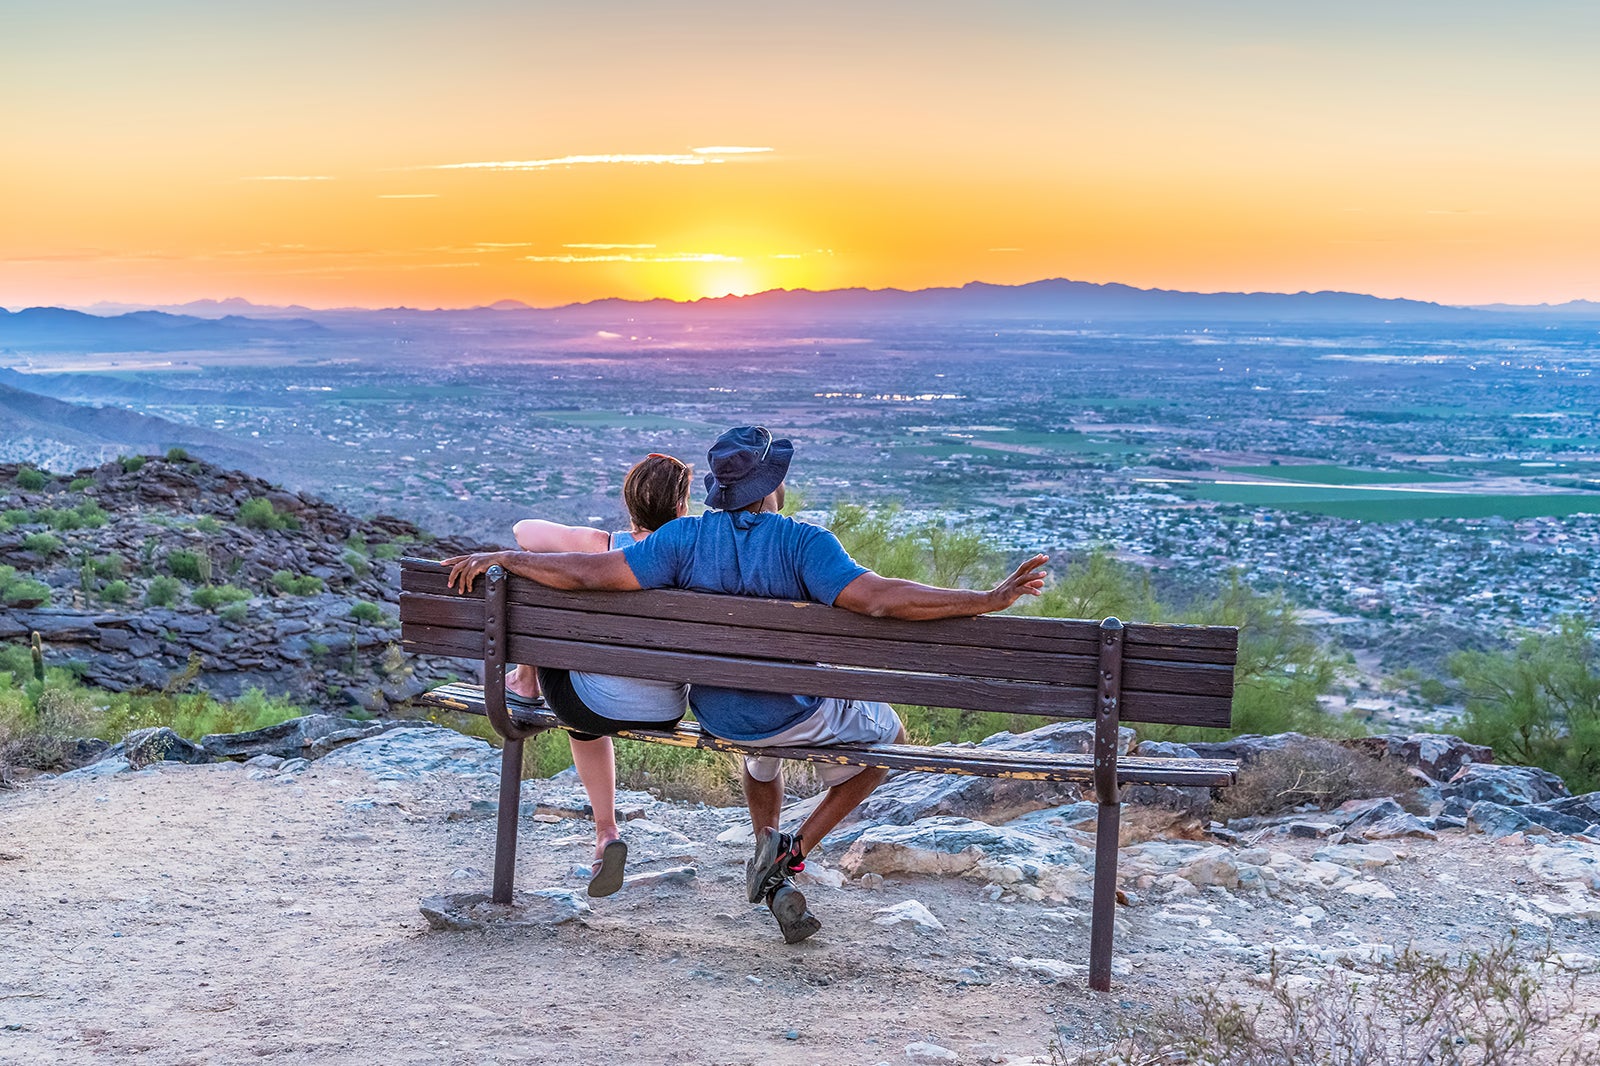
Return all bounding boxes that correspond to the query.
[144,576,182,607]
[165,447,189,461]
[236,497,296,531]
[118,455,146,473]
[271,570,324,596]
[191,584,251,611]
[349,601,385,624]
[342,549,371,578]
[100,579,131,604]
[2,508,31,526]
[219,602,250,625]
[90,553,127,579]
[371,542,402,560]
[74,501,107,528]
[68,477,93,492]
[193,515,222,534]
[1,578,52,607]
[15,467,47,491]
[166,550,206,582]
[21,532,62,556]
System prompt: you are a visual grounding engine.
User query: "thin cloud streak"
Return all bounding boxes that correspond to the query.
[524,252,741,264]
[564,243,657,250]
[378,193,439,199]
[422,147,774,172]
[690,146,773,155]
[242,175,335,181]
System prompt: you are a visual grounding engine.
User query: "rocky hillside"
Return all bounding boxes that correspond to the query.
[0,454,493,714]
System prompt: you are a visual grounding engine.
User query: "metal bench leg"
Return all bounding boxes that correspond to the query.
[1089,616,1125,993]
[493,736,523,904]
[1089,801,1120,991]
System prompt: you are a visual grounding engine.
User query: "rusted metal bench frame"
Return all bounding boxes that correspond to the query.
[399,558,1239,992]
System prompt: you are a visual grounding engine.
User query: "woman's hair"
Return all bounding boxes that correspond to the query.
[623,453,693,532]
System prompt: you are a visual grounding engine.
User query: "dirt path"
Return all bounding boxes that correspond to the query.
[2,750,1597,1065]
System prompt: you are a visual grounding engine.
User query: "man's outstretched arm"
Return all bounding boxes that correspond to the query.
[441,550,641,594]
[833,553,1048,621]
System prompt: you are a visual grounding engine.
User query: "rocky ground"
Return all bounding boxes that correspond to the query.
[0,457,490,713]
[3,723,1599,1065]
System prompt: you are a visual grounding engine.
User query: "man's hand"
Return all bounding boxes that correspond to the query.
[441,552,509,594]
[987,553,1049,611]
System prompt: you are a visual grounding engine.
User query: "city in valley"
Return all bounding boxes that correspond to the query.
[3,296,1598,729]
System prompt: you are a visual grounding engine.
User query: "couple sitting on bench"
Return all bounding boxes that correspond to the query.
[443,425,1048,944]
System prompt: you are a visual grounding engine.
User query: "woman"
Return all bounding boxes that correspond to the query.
[504,453,694,897]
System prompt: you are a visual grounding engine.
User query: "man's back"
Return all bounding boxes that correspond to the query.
[620,509,866,740]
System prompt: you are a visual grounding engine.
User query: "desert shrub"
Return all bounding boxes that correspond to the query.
[2,578,52,608]
[1056,940,1600,1066]
[1451,615,1600,793]
[349,600,384,624]
[218,602,250,625]
[192,514,222,534]
[343,548,371,578]
[166,550,210,583]
[90,553,127,579]
[371,542,402,560]
[15,467,48,491]
[236,497,295,531]
[271,570,323,595]
[0,684,95,770]
[144,576,182,607]
[190,584,251,611]
[68,477,93,492]
[164,447,189,461]
[3,508,31,526]
[100,579,131,604]
[119,455,146,473]
[95,685,302,743]
[20,532,62,556]
[1214,738,1418,821]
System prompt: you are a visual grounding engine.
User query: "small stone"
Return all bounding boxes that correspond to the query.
[1343,880,1399,900]
[784,1030,801,1041]
[1009,956,1080,979]
[858,873,885,890]
[872,900,945,933]
[621,865,697,890]
[905,1042,959,1064]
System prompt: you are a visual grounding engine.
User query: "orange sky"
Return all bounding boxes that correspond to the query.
[4,2,1599,309]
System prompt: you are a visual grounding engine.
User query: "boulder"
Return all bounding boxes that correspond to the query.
[844,721,1134,827]
[1123,740,1212,816]
[871,900,945,933]
[1343,733,1493,782]
[1337,798,1436,841]
[318,726,501,781]
[1444,764,1569,807]
[1466,801,1542,840]
[838,816,1093,901]
[1185,732,1316,765]
[1522,793,1600,832]
[200,713,375,761]
[114,727,209,769]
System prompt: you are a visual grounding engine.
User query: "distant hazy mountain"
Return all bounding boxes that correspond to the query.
[14,277,1600,330]
[0,307,327,351]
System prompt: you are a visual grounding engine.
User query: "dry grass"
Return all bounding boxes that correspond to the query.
[1059,941,1600,1065]
[1216,738,1419,821]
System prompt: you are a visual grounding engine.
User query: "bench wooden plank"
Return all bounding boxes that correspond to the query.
[401,560,1238,665]
[399,592,1236,697]
[421,682,1238,787]
[403,623,1236,727]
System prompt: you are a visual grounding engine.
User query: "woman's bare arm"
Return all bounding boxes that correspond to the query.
[512,519,612,554]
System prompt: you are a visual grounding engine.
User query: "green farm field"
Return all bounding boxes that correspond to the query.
[1225,464,1463,485]
[1179,482,1600,521]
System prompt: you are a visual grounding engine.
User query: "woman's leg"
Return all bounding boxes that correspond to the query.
[506,663,540,701]
[569,735,620,856]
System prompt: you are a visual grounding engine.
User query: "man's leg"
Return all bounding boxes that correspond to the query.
[795,722,906,846]
[743,761,784,836]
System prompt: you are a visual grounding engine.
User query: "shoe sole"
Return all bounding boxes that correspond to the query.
[746,827,783,904]
[769,885,821,945]
[587,839,627,898]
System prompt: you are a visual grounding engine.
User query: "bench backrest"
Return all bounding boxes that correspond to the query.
[399,559,1237,728]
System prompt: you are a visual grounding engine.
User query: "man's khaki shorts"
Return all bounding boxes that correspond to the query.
[742,699,903,787]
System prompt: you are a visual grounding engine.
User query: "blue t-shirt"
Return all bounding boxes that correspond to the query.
[621,510,868,741]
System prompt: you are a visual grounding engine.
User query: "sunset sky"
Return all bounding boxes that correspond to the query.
[4,1,1598,309]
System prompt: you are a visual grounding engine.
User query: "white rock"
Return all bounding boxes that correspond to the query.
[1312,843,1402,869]
[1342,880,1398,900]
[904,1042,959,1064]
[621,865,697,890]
[1009,956,1081,979]
[797,864,847,889]
[872,900,945,933]
[1527,840,1600,893]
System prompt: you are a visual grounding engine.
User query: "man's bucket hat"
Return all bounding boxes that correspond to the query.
[704,426,793,511]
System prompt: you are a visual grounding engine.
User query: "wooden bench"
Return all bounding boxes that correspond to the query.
[398,557,1239,991]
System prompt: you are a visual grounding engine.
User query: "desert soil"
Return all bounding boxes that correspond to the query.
[2,753,1598,1065]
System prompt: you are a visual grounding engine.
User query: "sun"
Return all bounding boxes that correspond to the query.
[697,265,767,299]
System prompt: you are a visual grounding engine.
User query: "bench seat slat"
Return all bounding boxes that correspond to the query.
[400,561,1238,665]
[403,623,1236,728]
[421,683,1239,787]
[399,592,1236,698]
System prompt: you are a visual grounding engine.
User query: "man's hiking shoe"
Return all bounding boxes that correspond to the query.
[746,827,805,904]
[767,884,822,945]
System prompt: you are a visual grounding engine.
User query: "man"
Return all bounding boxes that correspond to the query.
[445,426,1047,943]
